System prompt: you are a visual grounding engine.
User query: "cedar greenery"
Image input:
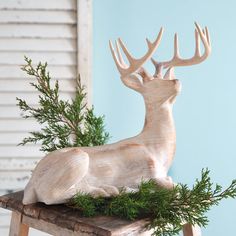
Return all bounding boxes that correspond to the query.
[17,56,110,152]
[70,169,236,236]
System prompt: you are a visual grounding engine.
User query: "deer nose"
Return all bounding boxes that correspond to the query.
[173,79,179,84]
[174,79,181,91]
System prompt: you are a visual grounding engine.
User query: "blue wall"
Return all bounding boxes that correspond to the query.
[93,1,236,234]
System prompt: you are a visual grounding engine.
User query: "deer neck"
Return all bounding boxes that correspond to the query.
[140,96,176,145]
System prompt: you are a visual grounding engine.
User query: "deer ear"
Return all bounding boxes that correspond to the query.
[164,67,176,80]
[121,74,143,92]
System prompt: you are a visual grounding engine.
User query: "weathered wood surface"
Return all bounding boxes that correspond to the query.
[0,191,151,236]
[9,211,29,236]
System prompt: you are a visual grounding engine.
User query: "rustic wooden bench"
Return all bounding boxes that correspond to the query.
[0,191,200,236]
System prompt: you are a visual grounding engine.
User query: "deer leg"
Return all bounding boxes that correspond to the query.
[153,176,175,190]
[100,184,119,196]
[86,185,110,197]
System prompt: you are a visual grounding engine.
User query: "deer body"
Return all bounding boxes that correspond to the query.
[23,23,210,205]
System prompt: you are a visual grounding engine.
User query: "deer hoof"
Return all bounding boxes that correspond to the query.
[90,188,110,198]
[154,176,175,190]
[100,184,119,196]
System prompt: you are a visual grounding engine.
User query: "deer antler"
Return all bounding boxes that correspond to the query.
[152,22,211,78]
[109,29,163,91]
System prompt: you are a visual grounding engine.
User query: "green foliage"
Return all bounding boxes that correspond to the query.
[70,169,236,236]
[17,56,110,152]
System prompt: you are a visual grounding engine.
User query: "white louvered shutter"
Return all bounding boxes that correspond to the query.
[0,1,92,234]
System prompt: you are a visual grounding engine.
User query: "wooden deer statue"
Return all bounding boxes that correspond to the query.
[23,23,211,207]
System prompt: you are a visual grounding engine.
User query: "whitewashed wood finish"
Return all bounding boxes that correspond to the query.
[0,39,77,52]
[0,24,76,38]
[0,172,33,190]
[0,79,77,92]
[23,23,211,206]
[0,91,74,105]
[0,10,76,24]
[0,132,31,144]
[0,159,39,171]
[77,0,93,106]
[0,65,76,79]
[0,52,76,65]
[0,120,41,132]
[0,0,76,10]
[0,4,92,233]
[0,146,43,158]
[0,107,35,119]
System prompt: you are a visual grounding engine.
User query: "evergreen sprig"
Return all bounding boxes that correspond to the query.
[70,169,236,236]
[17,56,110,152]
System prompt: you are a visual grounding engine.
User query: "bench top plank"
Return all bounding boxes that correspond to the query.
[0,191,150,236]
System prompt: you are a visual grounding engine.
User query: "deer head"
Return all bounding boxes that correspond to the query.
[109,22,211,104]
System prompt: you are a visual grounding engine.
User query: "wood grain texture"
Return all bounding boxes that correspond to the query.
[0,91,74,105]
[0,10,76,24]
[9,211,29,236]
[0,132,36,144]
[0,39,77,52]
[0,146,42,158]
[0,24,76,39]
[0,79,76,92]
[0,0,93,223]
[0,52,76,65]
[0,191,152,236]
[0,171,32,190]
[23,24,211,207]
[0,0,76,10]
[0,65,76,79]
[77,0,93,107]
[0,159,39,171]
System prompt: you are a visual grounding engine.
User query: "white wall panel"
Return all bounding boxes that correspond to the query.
[0,79,76,92]
[0,92,74,105]
[0,65,76,79]
[0,39,76,52]
[0,24,76,38]
[0,0,76,10]
[0,10,76,24]
[0,1,92,234]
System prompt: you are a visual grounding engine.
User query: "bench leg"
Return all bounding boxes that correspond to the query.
[183,223,201,236]
[9,211,29,236]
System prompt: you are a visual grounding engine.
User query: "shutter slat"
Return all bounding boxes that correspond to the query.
[0,158,39,171]
[0,3,86,235]
[0,65,76,79]
[0,24,76,38]
[0,10,76,24]
[0,38,76,52]
[0,120,40,132]
[0,132,32,144]
[0,0,76,10]
[0,52,76,65]
[0,92,74,105]
[0,146,43,158]
[0,171,31,189]
[0,79,76,92]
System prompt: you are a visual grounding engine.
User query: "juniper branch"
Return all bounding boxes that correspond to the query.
[17,56,110,152]
[70,169,236,236]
